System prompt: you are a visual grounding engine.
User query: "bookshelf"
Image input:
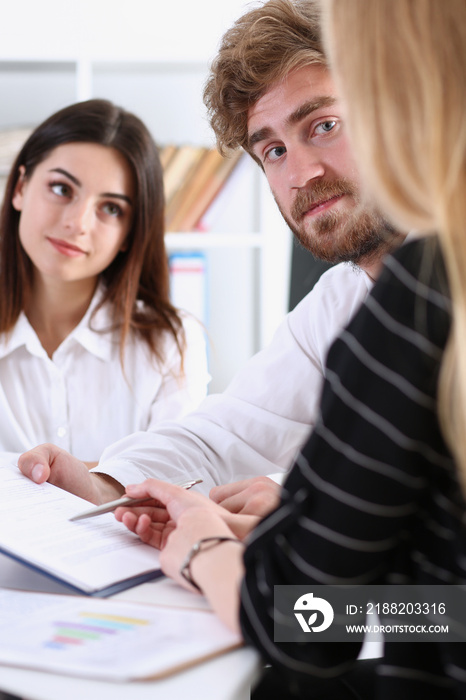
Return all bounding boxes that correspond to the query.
[0,58,291,392]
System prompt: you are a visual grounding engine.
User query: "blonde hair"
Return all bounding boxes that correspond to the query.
[321,0,466,487]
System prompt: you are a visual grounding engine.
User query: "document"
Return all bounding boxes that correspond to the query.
[0,589,242,681]
[0,465,162,595]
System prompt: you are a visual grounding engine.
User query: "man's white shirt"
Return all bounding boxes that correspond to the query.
[92,262,372,493]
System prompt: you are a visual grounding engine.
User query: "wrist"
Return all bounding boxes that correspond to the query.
[189,539,245,633]
[92,473,125,504]
[180,537,244,593]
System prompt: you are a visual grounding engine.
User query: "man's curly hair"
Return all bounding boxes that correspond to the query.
[203,0,325,159]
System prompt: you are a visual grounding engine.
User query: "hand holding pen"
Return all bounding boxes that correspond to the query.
[69,478,203,521]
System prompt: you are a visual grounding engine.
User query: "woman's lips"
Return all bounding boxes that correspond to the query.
[47,237,86,257]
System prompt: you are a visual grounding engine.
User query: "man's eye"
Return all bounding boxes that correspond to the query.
[265,145,286,162]
[315,120,337,135]
[50,182,72,197]
[102,202,123,217]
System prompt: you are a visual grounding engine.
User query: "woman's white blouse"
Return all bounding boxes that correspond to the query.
[0,289,209,461]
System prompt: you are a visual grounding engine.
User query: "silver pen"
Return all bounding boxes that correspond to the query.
[69,478,203,522]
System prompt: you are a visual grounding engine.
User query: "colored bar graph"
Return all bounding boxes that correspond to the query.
[44,610,151,651]
[79,612,149,626]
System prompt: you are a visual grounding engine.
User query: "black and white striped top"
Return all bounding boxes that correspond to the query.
[240,237,466,699]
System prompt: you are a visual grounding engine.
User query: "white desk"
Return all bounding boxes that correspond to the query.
[0,554,262,700]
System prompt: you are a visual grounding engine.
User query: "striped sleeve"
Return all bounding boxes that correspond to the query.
[239,238,465,696]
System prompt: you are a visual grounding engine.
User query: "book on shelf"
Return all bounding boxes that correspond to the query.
[167,148,227,232]
[162,145,244,232]
[163,145,207,210]
[194,150,247,233]
[187,150,244,233]
[0,465,162,597]
[169,251,208,325]
[164,145,209,227]
[0,589,242,681]
[158,143,178,170]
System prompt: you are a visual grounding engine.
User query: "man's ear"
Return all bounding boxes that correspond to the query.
[11,165,27,212]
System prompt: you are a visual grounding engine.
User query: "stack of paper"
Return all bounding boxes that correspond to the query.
[0,466,162,596]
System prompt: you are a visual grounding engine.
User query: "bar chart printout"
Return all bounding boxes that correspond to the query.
[44,610,149,650]
[0,590,241,681]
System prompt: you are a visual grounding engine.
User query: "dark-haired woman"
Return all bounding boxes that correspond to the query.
[0,99,209,465]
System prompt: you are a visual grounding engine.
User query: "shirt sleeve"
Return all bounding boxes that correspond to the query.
[239,239,453,680]
[91,267,369,493]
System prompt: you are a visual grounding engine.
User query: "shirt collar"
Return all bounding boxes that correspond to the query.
[0,285,118,362]
[0,312,45,359]
[68,285,118,362]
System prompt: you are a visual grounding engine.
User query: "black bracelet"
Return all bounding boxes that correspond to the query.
[180,536,243,592]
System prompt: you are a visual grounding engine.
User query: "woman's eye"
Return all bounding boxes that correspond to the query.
[102,202,123,217]
[50,182,72,197]
[265,145,286,163]
[314,120,337,135]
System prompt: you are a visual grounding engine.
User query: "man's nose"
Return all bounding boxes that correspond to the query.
[287,147,325,189]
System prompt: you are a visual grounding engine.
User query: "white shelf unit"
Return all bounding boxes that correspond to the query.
[0,58,291,392]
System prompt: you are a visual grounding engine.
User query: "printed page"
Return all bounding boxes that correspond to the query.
[0,466,160,593]
[0,590,241,681]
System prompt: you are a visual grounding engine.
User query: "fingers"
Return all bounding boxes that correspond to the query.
[121,512,151,540]
[18,444,101,502]
[120,512,166,548]
[119,510,139,533]
[210,477,281,517]
[210,477,278,510]
[210,479,252,504]
[114,504,169,524]
[125,480,183,501]
[18,444,55,484]
[118,509,175,550]
[125,479,210,521]
[213,491,250,514]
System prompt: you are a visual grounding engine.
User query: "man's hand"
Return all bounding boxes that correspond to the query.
[18,444,124,504]
[210,476,281,517]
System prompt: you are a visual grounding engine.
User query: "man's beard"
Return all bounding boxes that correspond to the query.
[276,177,403,267]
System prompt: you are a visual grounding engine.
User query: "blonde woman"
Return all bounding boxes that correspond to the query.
[320,0,466,489]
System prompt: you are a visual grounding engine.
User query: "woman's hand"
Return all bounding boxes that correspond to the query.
[115,479,231,550]
[116,479,245,632]
[115,479,261,548]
